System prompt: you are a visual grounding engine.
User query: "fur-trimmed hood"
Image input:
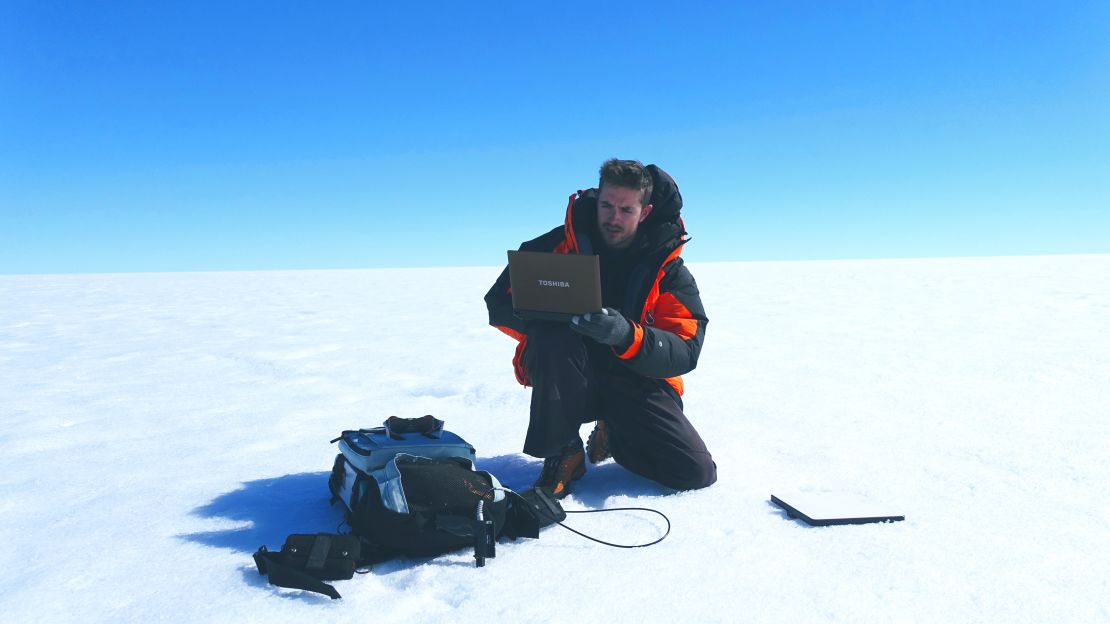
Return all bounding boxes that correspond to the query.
[566,164,687,256]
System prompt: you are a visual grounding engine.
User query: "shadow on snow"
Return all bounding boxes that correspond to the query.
[181,452,673,595]
[182,471,344,553]
[183,454,671,551]
[476,453,675,508]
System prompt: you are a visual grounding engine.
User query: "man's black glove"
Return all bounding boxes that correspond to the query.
[570,308,633,348]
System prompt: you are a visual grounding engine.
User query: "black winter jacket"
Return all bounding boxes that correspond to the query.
[484,166,708,397]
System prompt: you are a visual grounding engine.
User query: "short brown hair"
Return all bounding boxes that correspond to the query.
[598,158,653,206]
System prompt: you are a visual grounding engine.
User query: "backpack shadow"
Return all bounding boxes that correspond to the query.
[178,457,537,557]
[181,471,346,553]
[182,455,671,560]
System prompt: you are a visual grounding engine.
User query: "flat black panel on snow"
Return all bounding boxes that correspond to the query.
[770,493,905,527]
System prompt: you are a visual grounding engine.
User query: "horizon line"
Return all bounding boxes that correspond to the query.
[2,251,1108,278]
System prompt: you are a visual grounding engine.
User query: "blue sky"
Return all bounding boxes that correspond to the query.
[2,1,1108,273]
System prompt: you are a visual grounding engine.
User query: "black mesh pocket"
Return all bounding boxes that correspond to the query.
[396,456,495,514]
[346,456,504,558]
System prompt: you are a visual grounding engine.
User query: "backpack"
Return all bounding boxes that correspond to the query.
[327,416,512,561]
[253,415,665,600]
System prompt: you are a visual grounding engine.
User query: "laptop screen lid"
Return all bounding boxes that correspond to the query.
[507,251,602,321]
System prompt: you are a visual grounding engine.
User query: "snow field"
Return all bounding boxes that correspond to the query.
[1,256,1107,622]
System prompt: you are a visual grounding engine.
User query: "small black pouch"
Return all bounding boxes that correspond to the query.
[253,533,364,599]
[384,414,445,439]
[502,487,567,539]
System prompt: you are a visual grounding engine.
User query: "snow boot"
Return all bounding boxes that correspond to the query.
[533,438,586,499]
[586,420,612,464]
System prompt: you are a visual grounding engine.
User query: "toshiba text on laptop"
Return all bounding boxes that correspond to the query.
[507,251,602,321]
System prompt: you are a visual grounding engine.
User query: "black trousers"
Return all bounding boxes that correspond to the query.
[523,325,717,491]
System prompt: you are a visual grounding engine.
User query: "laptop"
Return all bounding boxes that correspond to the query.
[507,250,602,321]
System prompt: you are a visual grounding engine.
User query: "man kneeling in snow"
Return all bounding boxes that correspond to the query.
[484,159,717,498]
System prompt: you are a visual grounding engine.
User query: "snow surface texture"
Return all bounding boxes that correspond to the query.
[1,255,1108,623]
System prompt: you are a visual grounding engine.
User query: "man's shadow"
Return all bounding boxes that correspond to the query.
[476,453,673,508]
[181,453,671,556]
